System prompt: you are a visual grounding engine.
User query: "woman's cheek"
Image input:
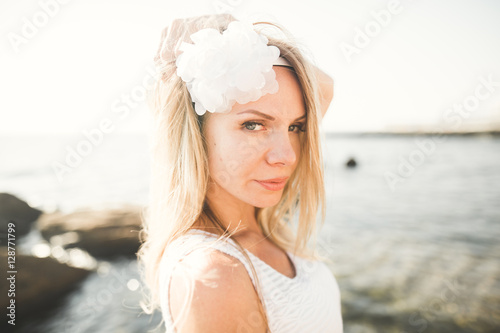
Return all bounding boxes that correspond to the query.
[237,140,260,161]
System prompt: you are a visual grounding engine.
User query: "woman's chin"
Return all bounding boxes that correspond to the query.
[250,194,282,208]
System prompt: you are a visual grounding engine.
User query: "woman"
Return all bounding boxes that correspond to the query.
[137,14,342,333]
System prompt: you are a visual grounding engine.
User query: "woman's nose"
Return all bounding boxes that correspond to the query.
[266,131,297,166]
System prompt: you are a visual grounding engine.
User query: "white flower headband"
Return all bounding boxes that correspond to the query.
[175,21,293,116]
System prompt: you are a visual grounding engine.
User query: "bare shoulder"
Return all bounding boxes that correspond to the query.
[169,246,267,333]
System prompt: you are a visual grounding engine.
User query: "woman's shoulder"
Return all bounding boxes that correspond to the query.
[166,232,267,332]
[168,233,246,281]
[160,229,258,282]
[162,229,243,261]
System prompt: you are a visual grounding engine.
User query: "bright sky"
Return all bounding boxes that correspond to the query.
[1,0,500,134]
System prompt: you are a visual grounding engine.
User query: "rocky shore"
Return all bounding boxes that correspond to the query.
[0,192,145,328]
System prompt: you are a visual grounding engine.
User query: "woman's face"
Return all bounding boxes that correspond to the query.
[204,66,306,208]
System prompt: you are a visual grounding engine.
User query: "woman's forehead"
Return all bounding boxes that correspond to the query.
[226,68,306,120]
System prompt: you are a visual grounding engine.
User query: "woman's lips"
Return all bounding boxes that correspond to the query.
[255,177,288,191]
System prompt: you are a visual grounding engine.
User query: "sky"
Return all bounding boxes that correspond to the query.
[1,0,500,134]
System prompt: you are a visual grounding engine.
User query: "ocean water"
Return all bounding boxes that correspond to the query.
[1,133,499,332]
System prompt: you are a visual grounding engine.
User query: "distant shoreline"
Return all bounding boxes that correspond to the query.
[325,130,500,137]
[1,130,499,139]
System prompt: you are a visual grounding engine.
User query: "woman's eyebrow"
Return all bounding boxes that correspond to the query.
[237,110,306,121]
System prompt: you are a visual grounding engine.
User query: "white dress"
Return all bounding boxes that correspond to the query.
[158,229,343,332]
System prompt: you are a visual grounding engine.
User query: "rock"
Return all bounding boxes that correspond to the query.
[0,252,91,320]
[36,206,144,258]
[0,193,42,245]
[346,157,357,168]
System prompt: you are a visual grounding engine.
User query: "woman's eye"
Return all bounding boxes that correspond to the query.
[242,122,306,132]
[243,121,264,131]
[289,124,306,132]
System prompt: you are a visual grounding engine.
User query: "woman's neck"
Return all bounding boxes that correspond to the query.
[192,186,263,238]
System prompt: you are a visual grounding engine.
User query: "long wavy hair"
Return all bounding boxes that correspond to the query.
[137,14,327,332]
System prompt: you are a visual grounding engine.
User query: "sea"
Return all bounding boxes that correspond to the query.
[1,132,499,333]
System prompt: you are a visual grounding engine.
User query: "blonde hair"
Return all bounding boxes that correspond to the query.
[137,14,327,332]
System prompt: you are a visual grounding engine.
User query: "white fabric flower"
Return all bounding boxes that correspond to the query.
[175,21,280,115]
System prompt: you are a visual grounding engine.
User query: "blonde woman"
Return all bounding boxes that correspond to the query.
[137,14,342,333]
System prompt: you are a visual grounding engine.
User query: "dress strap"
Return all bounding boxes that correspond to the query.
[181,229,259,286]
[159,230,259,332]
[161,229,259,289]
